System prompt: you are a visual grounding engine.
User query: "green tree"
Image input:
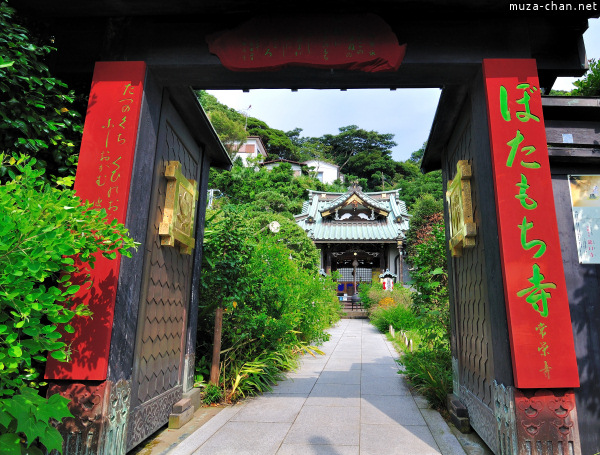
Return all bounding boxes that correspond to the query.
[394,142,443,210]
[548,58,600,97]
[247,118,299,161]
[209,162,329,215]
[548,89,571,96]
[196,206,339,400]
[318,125,401,190]
[396,169,443,210]
[404,194,444,259]
[208,110,248,157]
[0,3,82,183]
[572,58,600,96]
[408,142,427,164]
[196,90,249,156]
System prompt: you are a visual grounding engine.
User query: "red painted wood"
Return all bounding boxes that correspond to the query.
[45,61,146,380]
[207,14,406,73]
[483,59,579,388]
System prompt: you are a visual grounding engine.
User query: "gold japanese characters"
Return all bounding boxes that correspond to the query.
[159,161,198,254]
[446,160,476,257]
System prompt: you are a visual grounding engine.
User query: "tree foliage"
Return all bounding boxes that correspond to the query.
[247,117,299,161]
[549,58,600,97]
[196,91,249,156]
[319,125,401,189]
[408,142,426,164]
[0,3,82,183]
[196,206,340,400]
[209,161,329,215]
[208,110,248,157]
[572,58,600,96]
[0,156,136,453]
[397,168,443,210]
[404,194,444,259]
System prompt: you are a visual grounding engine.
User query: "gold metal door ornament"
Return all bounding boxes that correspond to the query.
[159,161,198,254]
[446,160,476,257]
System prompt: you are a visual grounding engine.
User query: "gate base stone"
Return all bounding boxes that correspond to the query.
[48,379,131,455]
[447,393,471,433]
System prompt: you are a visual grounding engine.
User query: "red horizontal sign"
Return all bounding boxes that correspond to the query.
[45,61,146,380]
[207,14,406,73]
[483,59,579,388]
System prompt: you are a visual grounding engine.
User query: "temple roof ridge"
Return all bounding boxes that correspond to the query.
[319,182,390,214]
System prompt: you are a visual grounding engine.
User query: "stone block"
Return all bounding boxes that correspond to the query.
[168,406,195,429]
[183,388,203,411]
[447,394,471,433]
[172,397,192,414]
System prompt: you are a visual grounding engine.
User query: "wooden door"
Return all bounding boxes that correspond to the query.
[126,93,203,450]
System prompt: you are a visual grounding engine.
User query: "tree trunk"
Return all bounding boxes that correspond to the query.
[209,306,223,385]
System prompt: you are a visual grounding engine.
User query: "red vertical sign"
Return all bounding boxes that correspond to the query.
[45,62,146,380]
[483,59,579,388]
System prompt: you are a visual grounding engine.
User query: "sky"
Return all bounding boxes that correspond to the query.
[208,18,599,162]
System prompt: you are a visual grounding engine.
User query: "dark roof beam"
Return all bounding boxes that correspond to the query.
[39,16,589,89]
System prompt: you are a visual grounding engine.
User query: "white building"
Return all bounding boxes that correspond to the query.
[261,159,303,176]
[232,136,267,167]
[304,159,343,184]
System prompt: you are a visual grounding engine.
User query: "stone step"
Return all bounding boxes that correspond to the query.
[342,310,368,319]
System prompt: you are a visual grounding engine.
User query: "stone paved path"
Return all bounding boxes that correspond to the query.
[171,319,466,455]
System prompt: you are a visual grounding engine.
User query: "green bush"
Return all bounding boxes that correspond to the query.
[202,383,223,405]
[370,300,419,334]
[360,282,412,312]
[197,205,340,402]
[398,348,452,411]
[0,3,83,183]
[369,199,452,412]
[0,156,136,453]
[409,223,449,351]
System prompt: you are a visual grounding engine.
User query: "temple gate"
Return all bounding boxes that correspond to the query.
[14,0,600,453]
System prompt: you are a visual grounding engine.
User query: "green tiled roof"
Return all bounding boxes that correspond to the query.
[295,187,410,243]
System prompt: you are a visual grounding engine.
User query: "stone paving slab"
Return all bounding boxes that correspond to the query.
[316,370,361,385]
[276,444,359,455]
[231,395,306,423]
[190,421,291,455]
[360,395,426,426]
[359,424,441,455]
[293,405,360,426]
[283,422,360,446]
[268,376,318,395]
[169,319,466,455]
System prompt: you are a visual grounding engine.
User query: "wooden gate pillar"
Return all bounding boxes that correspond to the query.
[44,62,229,454]
[440,60,582,454]
[45,61,149,455]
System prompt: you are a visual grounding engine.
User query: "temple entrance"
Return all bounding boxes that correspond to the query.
[15,1,599,453]
[296,184,411,302]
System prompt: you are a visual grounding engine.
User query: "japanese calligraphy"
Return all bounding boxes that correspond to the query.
[518,216,546,258]
[206,15,405,73]
[45,61,146,381]
[92,83,135,214]
[483,59,579,388]
[505,130,540,168]
[499,83,540,123]
[515,174,538,210]
[535,322,547,338]
[517,263,555,317]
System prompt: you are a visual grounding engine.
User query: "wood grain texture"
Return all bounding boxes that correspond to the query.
[551,166,600,455]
